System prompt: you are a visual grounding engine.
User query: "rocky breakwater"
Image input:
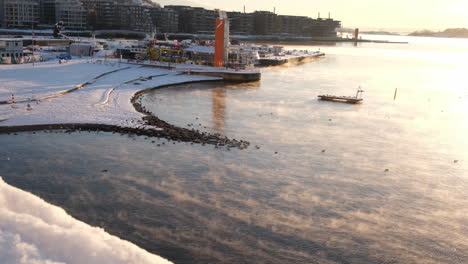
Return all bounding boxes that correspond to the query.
[0,120,250,150]
[131,91,250,150]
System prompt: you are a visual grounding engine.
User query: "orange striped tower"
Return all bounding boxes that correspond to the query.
[214,11,230,68]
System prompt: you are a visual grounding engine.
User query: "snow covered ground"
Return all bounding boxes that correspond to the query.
[0,177,173,264]
[0,58,220,127]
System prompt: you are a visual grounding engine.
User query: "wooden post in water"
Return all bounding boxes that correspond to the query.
[394,88,398,100]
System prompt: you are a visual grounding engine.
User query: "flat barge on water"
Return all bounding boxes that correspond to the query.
[318,89,364,104]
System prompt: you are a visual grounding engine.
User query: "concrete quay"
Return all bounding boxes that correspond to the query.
[126,60,261,82]
[258,52,325,66]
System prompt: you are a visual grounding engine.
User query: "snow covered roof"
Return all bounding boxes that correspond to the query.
[71,42,95,46]
[183,45,214,54]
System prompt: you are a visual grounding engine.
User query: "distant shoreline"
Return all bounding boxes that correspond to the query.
[408,28,468,39]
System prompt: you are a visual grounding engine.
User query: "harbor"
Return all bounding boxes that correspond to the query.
[1,0,466,264]
[1,34,466,264]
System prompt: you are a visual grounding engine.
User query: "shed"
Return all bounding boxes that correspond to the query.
[70,43,95,56]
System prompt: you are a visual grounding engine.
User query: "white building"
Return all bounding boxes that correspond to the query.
[0,39,24,60]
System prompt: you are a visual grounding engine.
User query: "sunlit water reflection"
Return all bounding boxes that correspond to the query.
[1,35,467,264]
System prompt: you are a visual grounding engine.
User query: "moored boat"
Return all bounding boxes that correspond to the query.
[318,88,364,104]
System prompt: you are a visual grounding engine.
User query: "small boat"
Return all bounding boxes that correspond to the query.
[318,88,364,104]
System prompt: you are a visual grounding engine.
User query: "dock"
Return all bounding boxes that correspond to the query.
[258,52,325,66]
[126,60,261,82]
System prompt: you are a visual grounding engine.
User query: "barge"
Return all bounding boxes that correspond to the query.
[318,89,364,104]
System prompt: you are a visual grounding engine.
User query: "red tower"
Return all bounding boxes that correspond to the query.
[214,12,230,68]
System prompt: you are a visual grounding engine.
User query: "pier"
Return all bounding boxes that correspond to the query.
[126,60,261,82]
[258,52,325,66]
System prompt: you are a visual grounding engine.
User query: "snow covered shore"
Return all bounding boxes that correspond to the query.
[0,58,219,127]
[0,177,173,264]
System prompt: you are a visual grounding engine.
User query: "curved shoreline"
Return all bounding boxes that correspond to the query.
[131,79,250,149]
[0,79,250,150]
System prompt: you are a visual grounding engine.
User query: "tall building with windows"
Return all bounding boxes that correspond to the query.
[80,0,118,30]
[0,0,4,28]
[253,11,278,35]
[39,0,86,30]
[165,5,218,34]
[2,0,40,28]
[115,4,152,32]
[302,17,341,37]
[227,12,254,35]
[276,15,309,36]
[149,7,178,33]
[81,0,152,32]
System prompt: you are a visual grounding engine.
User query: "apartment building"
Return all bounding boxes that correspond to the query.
[227,12,254,35]
[39,0,86,30]
[149,8,178,33]
[2,0,40,28]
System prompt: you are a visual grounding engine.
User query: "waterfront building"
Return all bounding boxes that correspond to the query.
[149,7,178,33]
[164,7,341,37]
[302,17,341,37]
[115,4,152,32]
[277,15,309,36]
[227,12,254,35]
[80,0,118,30]
[39,0,86,30]
[81,0,152,32]
[2,0,40,28]
[0,39,23,62]
[166,5,218,34]
[163,5,192,33]
[253,11,278,35]
[0,0,4,28]
[0,0,340,37]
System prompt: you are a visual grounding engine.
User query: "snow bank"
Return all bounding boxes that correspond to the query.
[0,177,173,264]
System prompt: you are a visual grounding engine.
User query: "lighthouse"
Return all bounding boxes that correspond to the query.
[214,11,230,68]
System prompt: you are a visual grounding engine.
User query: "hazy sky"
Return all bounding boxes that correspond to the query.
[156,0,467,32]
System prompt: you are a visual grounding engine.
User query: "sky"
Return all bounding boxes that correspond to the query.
[155,0,467,32]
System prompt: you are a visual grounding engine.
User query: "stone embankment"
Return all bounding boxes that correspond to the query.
[0,122,250,150]
[131,86,250,150]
